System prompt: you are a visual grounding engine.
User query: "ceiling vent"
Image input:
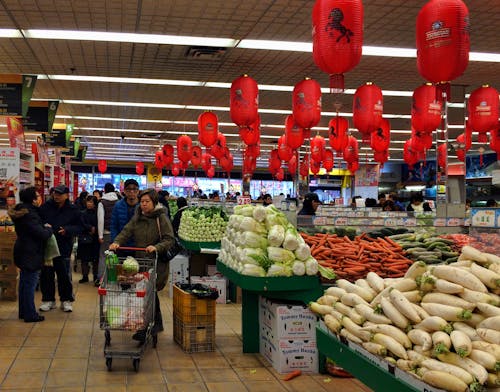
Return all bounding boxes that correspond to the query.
[185,46,226,60]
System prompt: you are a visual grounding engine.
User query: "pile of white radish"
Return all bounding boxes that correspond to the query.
[310,245,500,392]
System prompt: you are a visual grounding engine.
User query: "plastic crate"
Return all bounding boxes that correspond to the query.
[173,284,216,324]
[173,316,215,353]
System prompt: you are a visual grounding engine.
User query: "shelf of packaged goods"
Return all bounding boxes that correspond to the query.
[216,260,323,353]
[316,326,449,392]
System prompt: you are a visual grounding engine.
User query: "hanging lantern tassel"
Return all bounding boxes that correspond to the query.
[436,82,451,102]
[330,74,344,94]
[478,147,485,167]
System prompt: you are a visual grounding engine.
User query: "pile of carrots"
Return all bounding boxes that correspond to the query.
[300,232,414,281]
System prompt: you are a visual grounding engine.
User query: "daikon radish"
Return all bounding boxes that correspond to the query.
[361,342,387,356]
[490,263,500,274]
[340,328,363,344]
[415,316,453,333]
[330,309,344,322]
[396,359,417,372]
[449,260,473,268]
[354,304,392,325]
[412,345,433,357]
[384,356,397,365]
[464,313,485,328]
[366,272,385,293]
[432,331,452,354]
[478,316,500,331]
[380,297,410,329]
[317,295,337,306]
[372,333,408,359]
[452,322,481,341]
[411,304,430,320]
[408,329,432,351]
[450,330,472,357]
[333,302,364,325]
[323,314,341,333]
[355,279,377,297]
[401,290,422,303]
[420,358,474,384]
[432,265,488,293]
[477,302,500,317]
[416,274,436,293]
[486,373,500,388]
[434,279,464,294]
[420,302,472,322]
[477,328,500,345]
[459,288,499,306]
[361,324,412,349]
[461,245,488,264]
[404,261,428,280]
[470,262,500,290]
[389,289,421,323]
[325,286,347,298]
[484,252,500,264]
[390,278,418,292]
[407,350,429,364]
[336,279,374,301]
[469,349,500,372]
[471,341,500,361]
[437,352,489,384]
[341,316,372,342]
[340,292,369,307]
[421,370,468,392]
[309,301,333,316]
[421,293,475,311]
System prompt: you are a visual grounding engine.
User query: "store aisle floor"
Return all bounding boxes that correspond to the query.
[0,276,372,392]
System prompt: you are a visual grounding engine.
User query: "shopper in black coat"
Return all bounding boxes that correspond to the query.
[8,187,52,322]
[38,185,83,313]
[77,195,100,283]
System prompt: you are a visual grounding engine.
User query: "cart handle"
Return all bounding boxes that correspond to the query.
[114,246,156,252]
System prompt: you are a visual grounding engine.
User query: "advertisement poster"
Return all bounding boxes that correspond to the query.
[0,147,19,210]
[354,164,380,187]
[6,116,26,152]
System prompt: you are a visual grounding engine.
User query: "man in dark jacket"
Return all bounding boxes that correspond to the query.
[8,187,53,322]
[110,179,139,246]
[39,185,83,313]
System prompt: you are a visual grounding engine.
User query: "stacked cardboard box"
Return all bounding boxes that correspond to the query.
[0,232,18,300]
[168,254,189,298]
[259,296,318,373]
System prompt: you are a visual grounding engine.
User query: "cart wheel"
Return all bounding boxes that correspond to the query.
[152,334,158,348]
[133,358,140,372]
[105,330,111,346]
[106,357,112,371]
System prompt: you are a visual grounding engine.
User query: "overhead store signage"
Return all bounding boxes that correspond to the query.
[24,100,59,133]
[0,74,37,117]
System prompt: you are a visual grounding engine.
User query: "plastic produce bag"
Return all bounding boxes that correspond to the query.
[44,234,60,265]
[176,283,219,300]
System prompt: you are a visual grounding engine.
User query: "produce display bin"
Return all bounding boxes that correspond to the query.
[216,260,323,353]
[173,315,215,353]
[316,325,447,392]
[172,284,216,324]
[179,239,220,252]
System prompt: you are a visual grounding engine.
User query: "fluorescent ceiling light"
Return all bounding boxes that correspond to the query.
[0,29,22,38]
[363,46,416,58]
[470,52,500,62]
[238,39,311,52]
[63,99,185,109]
[47,74,203,87]
[22,29,237,47]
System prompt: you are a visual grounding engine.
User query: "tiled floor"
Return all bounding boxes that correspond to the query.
[0,275,373,391]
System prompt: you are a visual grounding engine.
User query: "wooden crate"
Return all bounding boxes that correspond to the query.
[173,316,215,353]
[173,284,216,324]
[0,275,17,301]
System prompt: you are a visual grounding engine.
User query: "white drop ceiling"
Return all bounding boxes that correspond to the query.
[0,0,499,167]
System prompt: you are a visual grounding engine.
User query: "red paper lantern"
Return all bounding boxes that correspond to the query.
[209,133,226,159]
[328,116,349,153]
[171,163,180,177]
[201,153,212,171]
[277,135,294,162]
[348,160,359,173]
[343,136,358,164]
[288,154,298,175]
[416,0,470,99]
[456,132,471,151]
[353,82,383,140]
[98,159,107,174]
[243,153,257,175]
[154,151,164,169]
[230,75,259,127]
[403,139,422,169]
[177,135,193,163]
[162,144,174,157]
[412,84,442,133]
[323,149,334,172]
[373,150,389,165]
[411,128,433,152]
[246,143,260,158]
[269,149,281,171]
[191,146,202,168]
[311,135,326,162]
[468,85,500,143]
[284,115,305,149]
[370,118,391,153]
[206,166,215,178]
[437,143,448,169]
[198,111,219,147]
[312,0,363,92]
[299,154,310,177]
[275,168,285,182]
[135,162,144,175]
[310,159,321,176]
[180,160,189,170]
[220,153,234,173]
[239,115,260,145]
[292,78,322,130]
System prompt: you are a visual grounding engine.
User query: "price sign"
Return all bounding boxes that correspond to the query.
[335,217,348,226]
[384,218,396,227]
[404,218,417,227]
[471,208,496,228]
[446,218,462,227]
[313,217,327,226]
[236,196,251,205]
[434,218,447,227]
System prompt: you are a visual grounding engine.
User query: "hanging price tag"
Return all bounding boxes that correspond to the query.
[236,196,251,205]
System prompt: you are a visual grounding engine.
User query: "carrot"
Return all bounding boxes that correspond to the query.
[282,370,302,381]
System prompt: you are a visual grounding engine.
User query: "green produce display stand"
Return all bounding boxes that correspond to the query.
[216,260,323,353]
[317,327,424,392]
[179,239,221,252]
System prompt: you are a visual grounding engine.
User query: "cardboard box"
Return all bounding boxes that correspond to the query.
[190,275,227,304]
[168,254,189,298]
[259,330,318,374]
[206,264,217,276]
[259,297,317,339]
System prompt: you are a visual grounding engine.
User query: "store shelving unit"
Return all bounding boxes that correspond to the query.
[216,260,323,353]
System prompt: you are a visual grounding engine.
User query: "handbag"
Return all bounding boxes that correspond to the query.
[78,232,94,245]
[155,217,183,291]
[44,234,60,265]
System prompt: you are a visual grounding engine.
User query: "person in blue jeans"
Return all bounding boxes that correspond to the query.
[8,187,53,322]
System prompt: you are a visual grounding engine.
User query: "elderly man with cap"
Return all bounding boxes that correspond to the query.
[298,192,322,216]
[39,185,83,312]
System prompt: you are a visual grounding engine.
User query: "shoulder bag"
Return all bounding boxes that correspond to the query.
[155,217,183,291]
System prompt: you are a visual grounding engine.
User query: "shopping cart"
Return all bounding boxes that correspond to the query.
[98,247,157,372]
